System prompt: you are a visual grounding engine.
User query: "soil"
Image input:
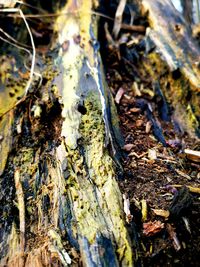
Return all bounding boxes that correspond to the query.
[100,9,200,266]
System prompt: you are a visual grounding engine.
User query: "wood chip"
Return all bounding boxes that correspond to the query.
[136,119,143,127]
[175,169,191,180]
[121,24,146,33]
[115,87,125,104]
[184,149,200,162]
[166,223,181,251]
[145,121,152,133]
[130,107,141,113]
[141,199,148,222]
[123,194,133,223]
[131,82,141,97]
[152,209,170,218]
[123,143,134,151]
[148,149,157,160]
[143,220,164,236]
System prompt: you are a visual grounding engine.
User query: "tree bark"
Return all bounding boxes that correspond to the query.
[0,1,133,266]
[138,0,200,137]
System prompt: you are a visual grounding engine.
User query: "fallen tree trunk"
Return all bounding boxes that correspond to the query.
[0,1,133,266]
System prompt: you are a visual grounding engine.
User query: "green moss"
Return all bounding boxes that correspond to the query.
[0,56,28,116]
[138,51,200,135]
[186,104,199,129]
[64,91,133,265]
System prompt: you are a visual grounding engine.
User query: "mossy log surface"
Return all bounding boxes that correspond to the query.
[139,0,200,137]
[0,1,133,266]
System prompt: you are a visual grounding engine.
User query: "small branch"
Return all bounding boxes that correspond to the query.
[121,23,146,33]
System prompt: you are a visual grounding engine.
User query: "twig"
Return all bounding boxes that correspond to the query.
[121,23,146,33]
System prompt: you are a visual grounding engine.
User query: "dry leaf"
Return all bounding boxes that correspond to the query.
[143,220,164,236]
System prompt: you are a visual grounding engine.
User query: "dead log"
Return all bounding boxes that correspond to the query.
[137,0,200,137]
[0,1,133,266]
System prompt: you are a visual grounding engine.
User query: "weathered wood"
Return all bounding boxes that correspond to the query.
[138,0,200,137]
[0,1,133,266]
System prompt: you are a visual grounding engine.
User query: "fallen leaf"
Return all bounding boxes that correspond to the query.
[143,220,164,236]
[115,87,125,104]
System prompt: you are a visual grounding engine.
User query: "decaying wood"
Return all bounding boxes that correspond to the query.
[138,0,200,137]
[184,148,200,162]
[0,1,133,266]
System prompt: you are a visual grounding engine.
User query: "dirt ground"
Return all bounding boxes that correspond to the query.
[103,29,200,267]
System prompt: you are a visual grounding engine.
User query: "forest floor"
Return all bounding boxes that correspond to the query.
[104,31,200,266]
